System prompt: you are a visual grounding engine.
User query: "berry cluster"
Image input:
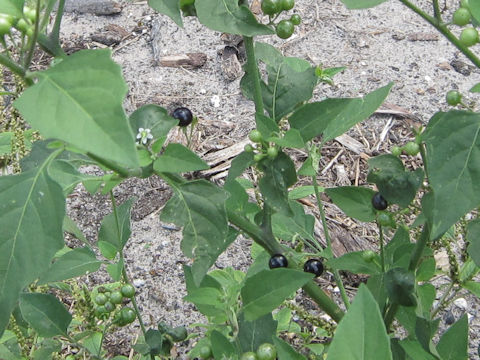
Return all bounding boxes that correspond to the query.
[93,284,137,326]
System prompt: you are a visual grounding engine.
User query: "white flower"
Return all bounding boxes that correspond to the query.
[136,127,153,144]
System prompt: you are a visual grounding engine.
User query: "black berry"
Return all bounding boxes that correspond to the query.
[303,259,324,277]
[172,107,193,127]
[269,254,288,269]
[372,192,388,210]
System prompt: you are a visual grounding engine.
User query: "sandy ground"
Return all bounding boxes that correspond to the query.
[58,0,480,358]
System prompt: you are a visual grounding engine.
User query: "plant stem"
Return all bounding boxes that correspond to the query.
[0,54,27,79]
[379,224,385,272]
[109,192,149,339]
[399,0,480,69]
[23,0,41,69]
[243,36,264,115]
[431,282,455,318]
[312,174,350,309]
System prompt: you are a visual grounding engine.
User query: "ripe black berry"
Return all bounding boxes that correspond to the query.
[269,254,288,269]
[303,259,324,277]
[372,192,388,210]
[172,107,193,127]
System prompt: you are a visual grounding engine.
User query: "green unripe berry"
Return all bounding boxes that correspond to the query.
[377,212,395,227]
[121,284,135,298]
[198,345,213,359]
[446,90,462,106]
[453,7,471,26]
[362,250,376,263]
[460,0,469,9]
[391,146,402,157]
[249,129,263,143]
[244,144,254,153]
[267,146,278,159]
[261,0,280,16]
[402,142,420,156]
[459,27,478,47]
[240,352,258,360]
[253,153,266,162]
[280,0,294,11]
[256,343,277,360]
[104,301,115,312]
[95,293,108,305]
[290,14,301,25]
[276,19,295,39]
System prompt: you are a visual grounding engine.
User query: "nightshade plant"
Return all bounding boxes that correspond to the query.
[0,0,479,359]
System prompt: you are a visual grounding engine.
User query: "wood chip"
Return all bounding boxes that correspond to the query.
[406,32,438,41]
[65,0,122,15]
[334,134,365,154]
[157,53,207,68]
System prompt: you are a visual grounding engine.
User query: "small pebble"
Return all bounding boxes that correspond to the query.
[468,313,474,323]
[453,297,468,310]
[333,286,340,293]
[444,311,455,325]
[210,95,220,107]
[133,278,145,287]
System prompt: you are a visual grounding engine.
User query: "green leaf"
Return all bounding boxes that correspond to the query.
[238,312,276,353]
[148,0,183,27]
[415,317,439,355]
[273,337,306,360]
[462,280,480,297]
[195,0,273,36]
[470,82,480,93]
[98,198,134,252]
[469,0,480,23]
[63,215,88,244]
[272,201,315,244]
[145,329,164,356]
[289,83,392,142]
[326,186,376,222]
[129,104,178,140]
[14,49,139,168]
[161,180,230,286]
[270,128,305,149]
[19,293,72,338]
[81,332,103,357]
[385,268,417,307]
[226,150,254,183]
[241,268,313,321]
[33,339,62,360]
[422,110,480,239]
[340,0,389,9]
[467,219,480,267]
[0,162,65,336]
[384,226,410,268]
[98,241,118,260]
[106,258,124,281]
[437,315,468,360]
[0,132,13,156]
[153,143,209,173]
[399,340,437,360]
[367,154,424,208]
[253,43,317,122]
[327,285,392,360]
[288,185,316,200]
[328,251,381,275]
[38,247,101,284]
[255,113,279,138]
[48,159,91,195]
[0,0,23,17]
[210,330,237,360]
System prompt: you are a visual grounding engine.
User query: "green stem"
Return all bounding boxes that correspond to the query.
[86,152,142,178]
[379,224,385,272]
[51,0,65,46]
[0,54,28,80]
[243,36,264,115]
[431,282,455,318]
[432,0,441,21]
[313,173,350,309]
[23,0,41,69]
[399,0,480,69]
[109,192,149,341]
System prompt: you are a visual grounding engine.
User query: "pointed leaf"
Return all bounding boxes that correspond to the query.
[437,314,468,360]
[422,110,480,239]
[0,164,65,336]
[98,198,134,252]
[273,337,306,360]
[467,219,480,267]
[38,247,101,284]
[210,330,237,360]
[129,104,178,140]
[148,0,183,27]
[327,285,392,360]
[195,0,273,36]
[289,83,392,142]
[238,312,277,353]
[241,269,313,320]
[367,154,424,208]
[328,251,381,275]
[15,49,139,168]
[161,180,230,285]
[385,268,417,307]
[0,0,23,17]
[153,143,209,173]
[326,186,376,222]
[0,132,13,156]
[19,293,72,338]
